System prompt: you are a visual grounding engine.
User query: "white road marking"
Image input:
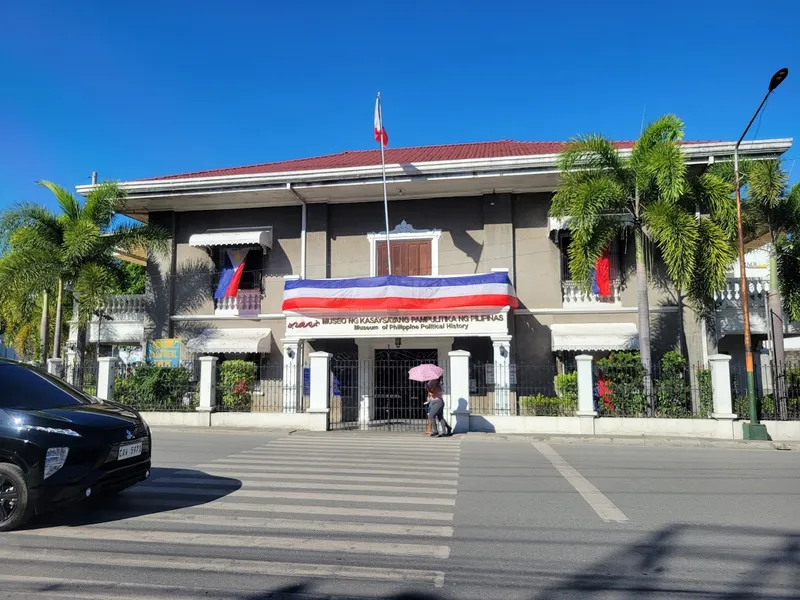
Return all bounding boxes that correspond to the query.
[10,527,451,559]
[130,485,457,506]
[93,511,454,537]
[152,476,457,495]
[193,463,455,476]
[213,456,460,469]
[533,442,629,523]
[124,497,455,521]
[178,469,458,486]
[0,549,445,586]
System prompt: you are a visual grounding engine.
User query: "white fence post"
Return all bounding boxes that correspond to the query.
[308,351,331,432]
[198,356,218,413]
[575,354,596,435]
[47,358,63,378]
[282,339,300,413]
[448,350,471,434]
[709,354,736,417]
[97,356,118,401]
[65,349,77,384]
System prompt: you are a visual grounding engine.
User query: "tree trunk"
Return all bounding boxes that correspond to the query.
[769,252,788,419]
[635,225,654,414]
[53,278,63,359]
[39,290,49,366]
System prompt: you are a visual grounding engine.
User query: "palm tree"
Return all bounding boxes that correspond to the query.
[550,115,737,409]
[0,181,168,363]
[742,160,800,315]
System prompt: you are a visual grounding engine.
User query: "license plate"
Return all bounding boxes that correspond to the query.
[118,441,143,461]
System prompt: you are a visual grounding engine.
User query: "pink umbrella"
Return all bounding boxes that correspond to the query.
[408,363,443,382]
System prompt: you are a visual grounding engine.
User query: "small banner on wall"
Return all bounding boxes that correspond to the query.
[146,339,183,367]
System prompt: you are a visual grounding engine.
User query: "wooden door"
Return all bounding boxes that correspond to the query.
[376,240,432,276]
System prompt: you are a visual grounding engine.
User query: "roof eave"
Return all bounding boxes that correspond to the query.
[75,138,793,199]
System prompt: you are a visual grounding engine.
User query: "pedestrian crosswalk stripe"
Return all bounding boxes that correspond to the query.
[0,549,446,587]
[178,469,458,486]
[211,457,460,470]
[125,497,455,521]
[129,485,457,506]
[90,511,454,537]
[238,450,461,460]
[10,526,452,559]
[152,476,458,495]
[193,463,454,477]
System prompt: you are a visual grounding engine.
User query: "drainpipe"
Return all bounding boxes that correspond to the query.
[287,183,307,279]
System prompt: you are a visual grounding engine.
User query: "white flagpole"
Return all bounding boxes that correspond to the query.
[377,93,392,275]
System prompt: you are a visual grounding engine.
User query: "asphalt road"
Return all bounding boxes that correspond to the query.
[1,429,799,599]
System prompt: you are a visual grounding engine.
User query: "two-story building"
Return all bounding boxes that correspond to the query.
[74,138,792,420]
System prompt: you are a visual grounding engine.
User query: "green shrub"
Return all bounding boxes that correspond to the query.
[655,351,691,417]
[113,364,196,411]
[696,368,713,418]
[734,394,776,420]
[520,394,575,416]
[554,372,578,405]
[218,360,257,410]
[597,351,646,416]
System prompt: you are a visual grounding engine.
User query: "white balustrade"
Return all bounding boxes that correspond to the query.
[561,280,621,306]
[714,278,770,306]
[98,294,146,320]
[215,289,261,316]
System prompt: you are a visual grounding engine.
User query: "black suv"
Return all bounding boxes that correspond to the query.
[0,359,152,531]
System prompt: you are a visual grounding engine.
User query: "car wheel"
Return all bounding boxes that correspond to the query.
[0,463,30,532]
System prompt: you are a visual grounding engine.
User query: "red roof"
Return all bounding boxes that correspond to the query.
[141,139,716,181]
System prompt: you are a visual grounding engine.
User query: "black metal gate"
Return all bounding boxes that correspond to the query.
[329,349,440,431]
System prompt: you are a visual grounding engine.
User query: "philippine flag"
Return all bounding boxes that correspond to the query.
[592,247,611,297]
[214,249,249,299]
[374,95,388,147]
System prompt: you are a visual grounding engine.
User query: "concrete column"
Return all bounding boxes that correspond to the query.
[448,350,471,434]
[65,349,77,384]
[282,339,300,413]
[492,335,512,415]
[575,354,596,435]
[197,356,218,413]
[709,354,736,418]
[308,351,331,432]
[47,358,64,378]
[96,356,119,401]
[357,342,374,426]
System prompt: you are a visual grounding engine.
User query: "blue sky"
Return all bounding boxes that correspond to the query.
[1,0,797,211]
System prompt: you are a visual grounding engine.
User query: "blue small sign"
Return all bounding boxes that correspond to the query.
[303,368,310,396]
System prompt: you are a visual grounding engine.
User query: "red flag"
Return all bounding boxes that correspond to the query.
[374,95,388,147]
[593,247,611,297]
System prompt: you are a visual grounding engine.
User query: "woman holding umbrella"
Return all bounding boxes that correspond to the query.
[408,364,452,437]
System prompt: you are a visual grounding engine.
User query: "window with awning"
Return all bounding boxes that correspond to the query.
[186,328,273,355]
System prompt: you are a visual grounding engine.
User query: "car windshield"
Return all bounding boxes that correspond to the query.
[0,361,100,410]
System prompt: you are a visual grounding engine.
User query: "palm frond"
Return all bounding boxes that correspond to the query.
[566,217,619,293]
[644,200,698,291]
[84,182,126,228]
[104,222,170,256]
[688,219,738,311]
[777,237,800,322]
[38,181,81,221]
[748,159,787,211]
[62,218,102,263]
[556,134,628,180]
[694,172,737,239]
[643,143,686,203]
[0,202,63,246]
[73,262,123,323]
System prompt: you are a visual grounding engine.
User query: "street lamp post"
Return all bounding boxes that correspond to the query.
[736,67,789,441]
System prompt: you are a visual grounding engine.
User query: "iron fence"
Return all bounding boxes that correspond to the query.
[734,361,800,421]
[329,351,442,431]
[595,362,712,418]
[215,361,307,413]
[113,361,200,411]
[469,361,575,416]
